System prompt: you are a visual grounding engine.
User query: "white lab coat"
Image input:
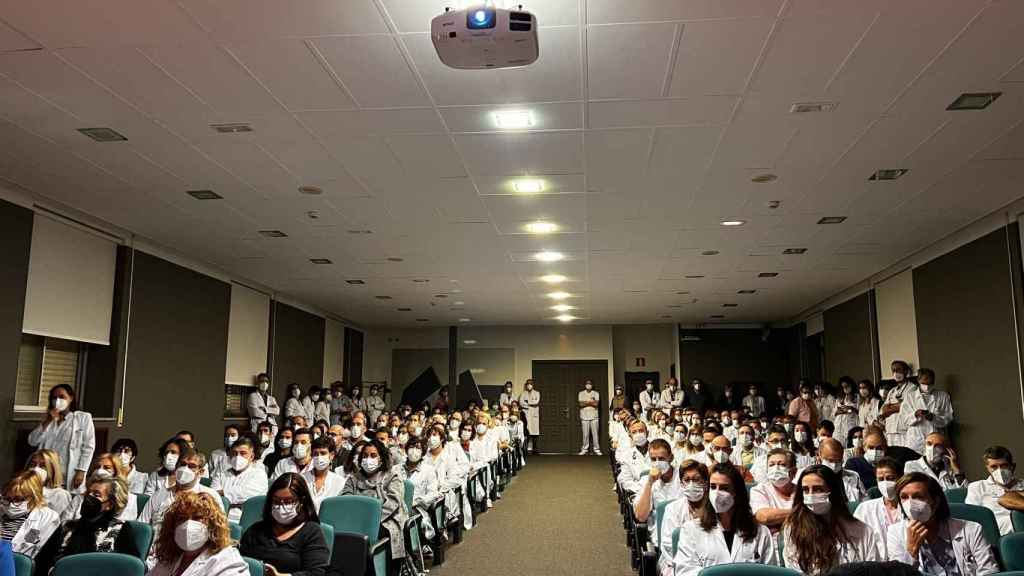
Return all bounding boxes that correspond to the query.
[578,390,600,421]
[749,483,794,521]
[853,497,900,558]
[139,483,225,526]
[211,463,269,523]
[27,411,96,490]
[147,545,249,576]
[144,470,175,496]
[831,396,859,445]
[782,519,882,573]
[367,395,386,423]
[41,486,73,520]
[640,389,657,413]
[284,396,304,421]
[966,476,1024,536]
[7,506,60,558]
[886,518,999,575]
[403,461,441,539]
[301,469,347,512]
[272,457,314,481]
[659,389,684,411]
[659,499,701,576]
[794,466,867,503]
[616,446,651,494]
[246,390,280,432]
[125,467,148,494]
[301,396,316,424]
[426,443,473,529]
[65,492,139,522]
[814,395,836,422]
[519,390,540,435]
[904,457,965,490]
[901,388,954,454]
[882,382,917,447]
[314,400,331,424]
[209,448,230,477]
[499,391,516,407]
[675,522,777,576]
[742,395,766,418]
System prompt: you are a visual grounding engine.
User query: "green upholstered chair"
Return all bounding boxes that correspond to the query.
[698,565,802,576]
[229,521,242,541]
[320,495,390,576]
[120,521,153,562]
[1001,531,1024,571]
[949,503,1001,549]
[867,486,881,499]
[199,477,212,487]
[672,527,681,557]
[847,500,861,514]
[320,523,335,559]
[53,553,145,576]
[1012,510,1024,533]
[243,556,264,576]
[13,552,32,576]
[239,495,266,533]
[945,487,968,504]
[655,498,677,545]
[133,494,150,516]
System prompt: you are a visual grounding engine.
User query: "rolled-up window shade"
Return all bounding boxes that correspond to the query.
[324,318,344,386]
[22,215,116,345]
[225,283,270,386]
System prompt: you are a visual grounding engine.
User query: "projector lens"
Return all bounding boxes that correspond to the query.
[466,7,496,29]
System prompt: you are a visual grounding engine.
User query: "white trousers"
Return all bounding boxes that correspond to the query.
[581,418,600,452]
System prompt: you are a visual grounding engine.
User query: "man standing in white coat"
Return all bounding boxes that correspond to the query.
[578,379,601,456]
[247,373,280,434]
[658,378,684,412]
[900,368,954,454]
[639,380,657,419]
[519,379,541,455]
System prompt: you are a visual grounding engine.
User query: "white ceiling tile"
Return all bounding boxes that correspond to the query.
[484,193,587,225]
[441,101,582,133]
[456,132,583,175]
[586,0,785,24]
[669,19,774,96]
[299,108,443,138]
[648,125,723,180]
[587,23,676,99]
[385,134,467,178]
[589,97,736,129]
[585,129,651,192]
[475,173,585,196]
[178,0,388,39]
[229,40,356,111]
[0,19,40,51]
[314,36,429,108]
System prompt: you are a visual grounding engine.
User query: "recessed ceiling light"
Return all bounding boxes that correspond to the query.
[77,127,127,142]
[210,123,253,134]
[685,275,705,279]
[555,314,576,322]
[412,278,430,283]
[817,216,847,225]
[386,257,404,262]
[947,92,1001,111]
[720,220,745,227]
[534,251,564,262]
[547,291,571,300]
[512,178,545,193]
[453,301,465,305]
[738,289,757,294]
[458,318,471,322]
[710,314,725,319]
[463,339,477,345]
[661,314,673,319]
[397,307,412,312]
[524,221,559,234]
[258,230,287,238]
[435,294,448,298]
[346,279,365,285]
[783,248,807,255]
[789,101,838,114]
[186,189,222,200]
[550,304,575,312]
[758,272,779,278]
[869,168,908,181]
[701,250,719,256]
[297,185,323,195]
[309,258,332,264]
[347,229,373,235]
[416,318,430,322]
[375,295,392,300]
[492,109,535,129]
[751,174,778,183]
[722,303,738,308]
[540,274,567,284]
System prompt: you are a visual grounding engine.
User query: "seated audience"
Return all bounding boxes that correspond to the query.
[210,435,268,523]
[844,427,919,490]
[343,439,407,561]
[239,473,329,576]
[145,438,188,496]
[403,436,441,541]
[852,456,903,557]
[659,460,708,576]
[966,444,1024,536]
[815,439,868,502]
[751,448,797,534]
[25,450,72,519]
[301,436,346,512]
[140,446,223,531]
[110,438,147,494]
[263,428,294,475]
[271,428,313,480]
[0,471,60,558]
[148,492,248,576]
[903,432,966,490]
[633,439,683,527]
[209,425,241,477]
[65,453,139,521]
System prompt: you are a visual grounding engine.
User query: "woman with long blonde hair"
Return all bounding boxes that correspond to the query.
[0,471,60,558]
[148,492,247,576]
[65,453,141,521]
[25,449,72,519]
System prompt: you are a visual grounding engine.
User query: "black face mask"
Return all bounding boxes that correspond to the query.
[80,495,105,522]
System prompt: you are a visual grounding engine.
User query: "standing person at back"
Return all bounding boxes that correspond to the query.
[27,385,95,492]
[686,379,710,415]
[639,380,657,418]
[742,384,766,418]
[659,378,684,412]
[787,381,819,429]
[518,379,541,455]
[247,373,280,435]
[878,360,916,448]
[578,379,601,456]
[899,368,953,454]
[499,382,516,407]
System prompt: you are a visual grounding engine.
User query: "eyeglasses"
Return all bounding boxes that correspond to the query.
[271,498,299,507]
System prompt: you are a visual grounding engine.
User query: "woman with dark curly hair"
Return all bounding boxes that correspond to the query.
[148,491,247,576]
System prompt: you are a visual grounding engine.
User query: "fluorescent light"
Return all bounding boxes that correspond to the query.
[459,318,471,322]
[524,221,559,234]
[534,251,564,262]
[463,339,477,345]
[493,109,534,129]
[550,304,575,312]
[547,291,571,300]
[555,314,577,322]
[512,179,545,193]
[540,274,567,284]
[720,220,745,227]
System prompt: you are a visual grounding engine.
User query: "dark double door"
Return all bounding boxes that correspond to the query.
[531,360,609,454]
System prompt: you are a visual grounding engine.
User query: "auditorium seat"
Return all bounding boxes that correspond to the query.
[13,552,32,576]
[320,495,390,576]
[698,564,801,576]
[53,553,145,576]
[120,521,153,562]
[945,487,968,504]
[239,495,266,533]
[243,556,264,576]
[1002,532,1024,571]
[949,503,1002,548]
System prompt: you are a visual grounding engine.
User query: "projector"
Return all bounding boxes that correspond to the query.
[431,4,538,69]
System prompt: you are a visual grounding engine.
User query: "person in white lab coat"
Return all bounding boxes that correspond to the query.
[675,462,777,576]
[209,425,240,478]
[110,438,148,495]
[272,428,314,480]
[659,378,684,412]
[367,384,387,423]
[659,460,708,576]
[904,432,966,490]
[878,360,916,448]
[781,464,883,574]
[616,420,652,495]
[831,377,860,445]
[284,383,305,424]
[639,380,658,417]
[632,439,683,528]
[578,379,602,456]
[750,449,797,535]
[499,381,516,407]
[301,386,320,425]
[853,456,903,558]
[402,437,441,540]
[147,491,249,576]
[246,373,280,434]
[300,436,346,513]
[27,384,95,492]
[424,424,473,530]
[966,445,1024,536]
[145,438,189,496]
[25,450,73,520]
[887,472,1000,575]
[742,384,766,418]
[63,453,140,522]
[813,438,868,503]
[518,379,541,455]
[210,436,268,523]
[900,368,954,455]
[0,471,60,558]
[139,449,225,533]
[313,390,331,426]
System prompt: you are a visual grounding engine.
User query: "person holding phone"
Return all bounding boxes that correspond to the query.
[903,432,965,490]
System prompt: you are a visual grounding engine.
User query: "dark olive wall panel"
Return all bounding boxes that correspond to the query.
[272,302,325,394]
[0,199,33,480]
[823,292,877,383]
[915,225,1024,478]
[679,328,796,402]
[112,251,231,462]
[83,245,132,419]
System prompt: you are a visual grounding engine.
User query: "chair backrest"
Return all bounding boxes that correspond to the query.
[867,486,881,499]
[655,498,676,544]
[321,523,335,558]
[53,552,145,576]
[1002,532,1024,571]
[672,527,681,557]
[945,487,968,504]
[698,564,802,576]
[239,495,267,532]
[1013,510,1024,533]
[120,521,153,562]
[133,494,150,516]
[846,500,860,514]
[229,522,242,541]
[13,552,32,576]
[199,477,212,487]
[403,479,415,513]
[949,503,1002,548]
[243,556,264,576]
[220,495,231,515]
[320,496,382,546]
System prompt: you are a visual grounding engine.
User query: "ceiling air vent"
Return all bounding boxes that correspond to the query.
[78,127,127,142]
[789,101,838,114]
[210,123,253,134]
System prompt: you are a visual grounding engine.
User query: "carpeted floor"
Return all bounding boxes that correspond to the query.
[430,455,634,576]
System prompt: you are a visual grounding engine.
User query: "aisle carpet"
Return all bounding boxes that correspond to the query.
[430,455,633,576]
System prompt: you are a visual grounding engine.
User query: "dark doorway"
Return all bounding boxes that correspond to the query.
[804,332,824,384]
[624,371,660,410]
[531,360,609,454]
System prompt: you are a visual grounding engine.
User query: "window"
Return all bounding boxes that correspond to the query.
[224,384,250,418]
[15,334,82,411]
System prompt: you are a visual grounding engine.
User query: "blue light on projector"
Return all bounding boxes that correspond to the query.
[466,7,496,29]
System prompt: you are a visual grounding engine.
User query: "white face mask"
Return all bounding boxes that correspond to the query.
[351,425,364,438]
[682,481,705,503]
[926,445,945,465]
[918,384,931,394]
[272,503,299,525]
[712,450,730,464]
[314,454,331,471]
[632,432,648,447]
[260,434,271,446]
[800,393,811,400]
[646,384,653,390]
[3,500,29,518]
[361,457,381,474]
[852,437,863,448]
[709,489,734,513]
[585,384,592,391]
[903,498,932,522]
[174,520,209,552]
[794,431,808,443]
[721,418,731,427]
[805,492,831,515]
[292,389,301,398]
[893,372,905,382]
[991,467,1013,486]
[293,443,309,460]
[689,435,703,447]
[278,438,293,450]
[258,381,269,392]
[407,448,423,463]
[476,424,488,436]
[32,466,48,483]
[398,433,409,445]
[93,468,113,480]
[652,460,671,475]
[119,452,132,467]
[739,434,753,448]
[674,431,687,443]
[54,397,69,412]
[232,455,249,472]
[163,453,179,472]
[175,466,196,486]
[865,448,883,464]
[877,480,897,501]
[821,460,842,474]
[225,435,238,448]
[767,465,791,488]
[311,394,320,402]
[460,430,472,441]
[428,436,442,450]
